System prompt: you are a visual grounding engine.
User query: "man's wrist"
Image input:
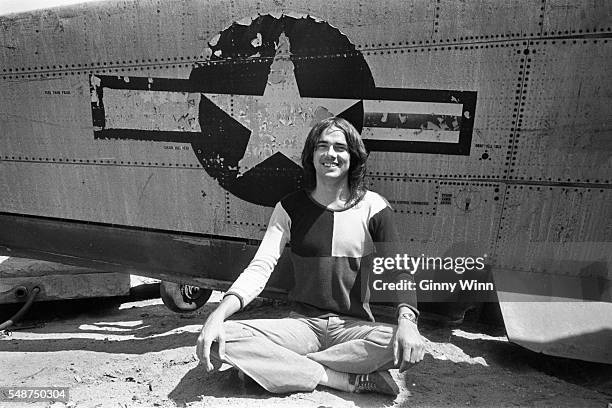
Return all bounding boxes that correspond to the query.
[397,307,418,325]
[214,293,241,320]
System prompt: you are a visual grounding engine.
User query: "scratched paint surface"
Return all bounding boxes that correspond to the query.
[512,41,612,182]
[0,1,608,238]
[1,0,612,365]
[101,88,201,133]
[220,32,353,173]
[0,3,609,266]
[495,186,612,271]
[84,12,476,209]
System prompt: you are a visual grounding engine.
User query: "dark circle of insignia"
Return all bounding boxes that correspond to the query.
[188,14,373,207]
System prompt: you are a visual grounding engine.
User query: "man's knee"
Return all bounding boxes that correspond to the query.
[359,326,396,373]
[222,320,246,337]
[209,321,253,367]
[364,324,395,348]
[217,320,256,345]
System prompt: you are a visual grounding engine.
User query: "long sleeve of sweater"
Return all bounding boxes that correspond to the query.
[223,202,291,308]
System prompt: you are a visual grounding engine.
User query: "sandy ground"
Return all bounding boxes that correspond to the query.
[1,280,611,408]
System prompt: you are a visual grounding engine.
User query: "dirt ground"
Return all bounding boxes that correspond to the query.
[1,279,611,408]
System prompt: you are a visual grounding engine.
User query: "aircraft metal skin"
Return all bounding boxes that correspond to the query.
[0,1,611,363]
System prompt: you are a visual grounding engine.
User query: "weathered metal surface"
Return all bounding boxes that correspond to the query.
[0,257,130,303]
[365,44,521,178]
[0,213,294,294]
[495,186,612,271]
[512,41,612,183]
[0,160,230,234]
[494,292,612,364]
[0,0,611,362]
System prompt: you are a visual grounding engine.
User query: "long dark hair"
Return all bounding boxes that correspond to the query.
[301,117,368,206]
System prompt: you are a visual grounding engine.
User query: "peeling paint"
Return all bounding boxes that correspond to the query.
[101,89,201,133]
[268,11,283,19]
[208,33,220,48]
[235,15,254,26]
[251,32,262,47]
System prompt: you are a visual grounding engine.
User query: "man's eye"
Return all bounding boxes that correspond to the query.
[334,146,347,152]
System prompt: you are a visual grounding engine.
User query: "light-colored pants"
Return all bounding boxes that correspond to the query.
[210,311,396,394]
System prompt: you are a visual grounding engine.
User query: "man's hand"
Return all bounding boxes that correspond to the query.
[195,294,241,371]
[196,312,226,372]
[393,317,425,372]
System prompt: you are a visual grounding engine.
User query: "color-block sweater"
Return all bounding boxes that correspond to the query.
[225,189,417,321]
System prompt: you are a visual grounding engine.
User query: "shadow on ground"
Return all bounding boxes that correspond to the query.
[2,288,611,406]
[0,283,210,353]
[171,364,405,407]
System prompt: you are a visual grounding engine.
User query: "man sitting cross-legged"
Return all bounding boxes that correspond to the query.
[196,117,425,396]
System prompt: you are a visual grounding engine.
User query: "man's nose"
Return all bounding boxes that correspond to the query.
[324,146,338,157]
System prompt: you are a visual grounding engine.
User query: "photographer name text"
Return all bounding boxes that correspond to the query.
[372,279,494,293]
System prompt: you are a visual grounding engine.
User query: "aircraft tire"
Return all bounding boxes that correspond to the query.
[160,281,212,313]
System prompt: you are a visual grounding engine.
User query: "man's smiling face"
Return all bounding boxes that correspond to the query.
[313,126,351,183]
